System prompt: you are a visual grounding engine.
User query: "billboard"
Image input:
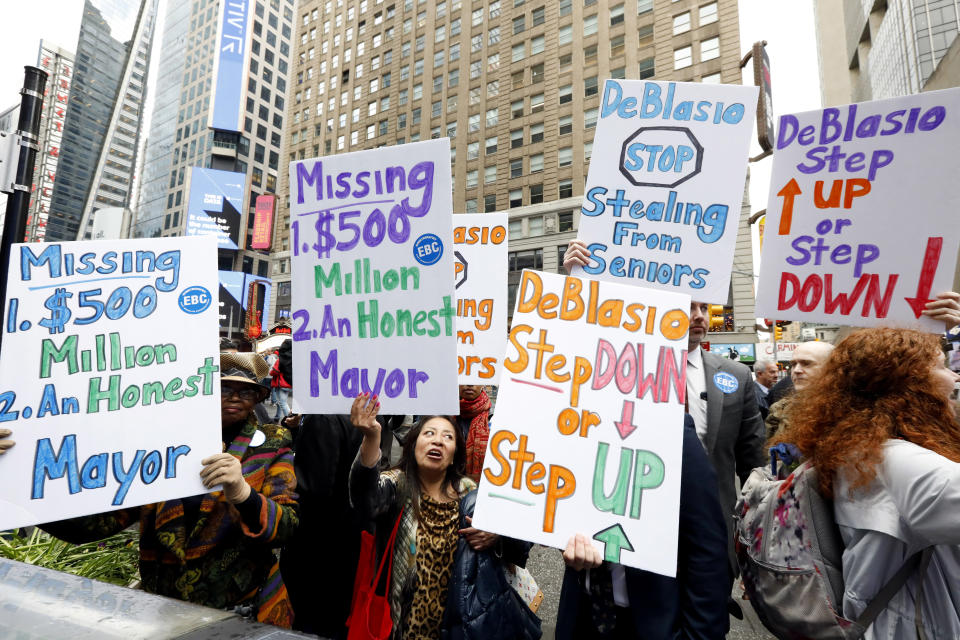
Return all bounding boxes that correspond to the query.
[209,0,252,132]
[185,167,245,250]
[218,271,272,337]
[251,195,275,249]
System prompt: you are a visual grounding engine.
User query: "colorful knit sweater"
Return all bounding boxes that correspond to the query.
[41,418,299,626]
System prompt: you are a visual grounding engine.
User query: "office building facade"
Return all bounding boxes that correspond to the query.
[135,0,295,276]
[272,0,755,338]
[47,0,157,241]
[815,0,960,105]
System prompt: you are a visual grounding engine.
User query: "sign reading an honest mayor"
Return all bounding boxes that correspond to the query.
[0,237,221,531]
[289,139,458,414]
[471,271,689,576]
[756,89,960,330]
[454,213,507,385]
[575,80,758,303]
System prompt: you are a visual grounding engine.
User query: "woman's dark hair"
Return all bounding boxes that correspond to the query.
[396,415,466,522]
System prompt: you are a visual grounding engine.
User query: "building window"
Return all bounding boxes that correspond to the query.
[610,4,624,25]
[486,136,498,154]
[584,141,593,160]
[673,12,690,35]
[701,72,722,83]
[559,0,572,16]
[469,113,480,132]
[638,23,654,48]
[532,6,545,25]
[638,0,652,14]
[513,15,525,34]
[584,44,598,63]
[559,84,573,104]
[585,108,598,129]
[699,2,718,25]
[466,169,478,188]
[528,215,543,235]
[484,194,497,212]
[639,57,655,79]
[559,25,573,45]
[530,153,544,172]
[509,220,523,238]
[584,76,598,97]
[511,128,523,148]
[558,211,573,231]
[484,165,497,183]
[701,37,720,61]
[530,123,544,143]
[558,146,573,167]
[509,189,523,208]
[510,158,523,178]
[584,14,598,36]
[530,93,544,112]
[509,248,543,271]
[674,46,692,69]
[468,141,480,159]
[611,34,625,56]
[486,107,499,127]
[512,99,524,118]
[558,179,573,199]
[531,36,545,55]
[512,42,526,62]
[465,198,478,212]
[559,115,572,135]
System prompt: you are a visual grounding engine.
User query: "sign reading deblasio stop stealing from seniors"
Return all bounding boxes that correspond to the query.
[756,89,960,330]
[573,80,758,304]
[0,237,221,531]
[472,271,689,576]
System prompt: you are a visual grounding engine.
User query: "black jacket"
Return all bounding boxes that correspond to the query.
[555,416,730,640]
[442,491,542,640]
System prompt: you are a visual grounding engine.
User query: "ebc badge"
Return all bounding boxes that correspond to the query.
[413,233,443,266]
[178,286,212,314]
[712,371,739,394]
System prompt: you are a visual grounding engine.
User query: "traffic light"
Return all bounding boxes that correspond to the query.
[775,325,783,341]
[709,304,725,331]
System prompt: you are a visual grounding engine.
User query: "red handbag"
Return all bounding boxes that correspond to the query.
[346,508,404,640]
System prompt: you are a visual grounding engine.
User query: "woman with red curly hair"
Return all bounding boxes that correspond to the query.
[772,328,960,638]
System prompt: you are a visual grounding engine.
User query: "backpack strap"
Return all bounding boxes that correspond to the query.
[854,546,933,634]
[914,547,934,640]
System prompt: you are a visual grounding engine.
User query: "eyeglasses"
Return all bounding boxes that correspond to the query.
[220,386,261,401]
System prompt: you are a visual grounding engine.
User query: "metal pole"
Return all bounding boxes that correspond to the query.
[0,66,48,353]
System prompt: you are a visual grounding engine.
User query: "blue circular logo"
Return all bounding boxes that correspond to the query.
[713,371,739,394]
[178,286,212,314]
[413,233,443,266]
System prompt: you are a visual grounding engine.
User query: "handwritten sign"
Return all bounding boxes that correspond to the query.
[0,237,221,530]
[289,139,458,414]
[574,80,758,303]
[756,89,960,329]
[454,213,507,385]
[471,270,689,576]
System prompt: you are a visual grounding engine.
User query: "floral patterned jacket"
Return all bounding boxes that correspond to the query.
[42,418,299,627]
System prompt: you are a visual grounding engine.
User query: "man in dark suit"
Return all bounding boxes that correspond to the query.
[752,358,778,421]
[556,415,730,640]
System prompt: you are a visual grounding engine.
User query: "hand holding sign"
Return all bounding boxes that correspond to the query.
[0,428,13,455]
[922,292,960,330]
[200,453,251,503]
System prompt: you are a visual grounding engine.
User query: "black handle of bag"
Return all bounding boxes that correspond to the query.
[854,546,933,636]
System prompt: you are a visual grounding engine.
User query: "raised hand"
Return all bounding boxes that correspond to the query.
[562,240,591,274]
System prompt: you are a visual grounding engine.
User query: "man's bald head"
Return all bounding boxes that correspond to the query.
[790,342,835,391]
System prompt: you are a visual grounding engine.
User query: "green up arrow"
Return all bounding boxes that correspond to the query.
[593,523,634,563]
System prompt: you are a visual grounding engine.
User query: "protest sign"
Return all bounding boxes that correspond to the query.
[755,89,960,329]
[289,139,458,414]
[471,270,689,576]
[0,237,221,530]
[574,79,758,303]
[454,213,507,385]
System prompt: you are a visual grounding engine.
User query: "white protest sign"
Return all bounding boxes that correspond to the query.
[454,213,507,385]
[472,270,689,576]
[0,237,221,530]
[756,89,960,329]
[575,79,758,303]
[289,139,458,414]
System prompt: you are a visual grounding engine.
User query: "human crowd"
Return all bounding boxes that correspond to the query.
[1,239,959,639]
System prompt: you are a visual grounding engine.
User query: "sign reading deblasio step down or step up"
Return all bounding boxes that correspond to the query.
[574,79,758,304]
[288,139,458,415]
[0,237,221,531]
[472,270,689,577]
[756,88,960,330]
[454,213,508,386]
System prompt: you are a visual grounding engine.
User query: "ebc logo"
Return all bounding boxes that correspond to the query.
[178,286,212,314]
[413,233,443,266]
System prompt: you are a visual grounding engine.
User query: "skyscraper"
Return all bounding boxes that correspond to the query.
[46,0,157,241]
[134,0,295,336]
[27,41,76,242]
[271,0,756,340]
[815,0,960,105]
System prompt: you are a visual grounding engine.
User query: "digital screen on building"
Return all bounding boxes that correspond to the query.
[210,0,252,132]
[251,194,275,249]
[185,167,245,250]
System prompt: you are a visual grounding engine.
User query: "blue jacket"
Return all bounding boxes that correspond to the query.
[556,415,730,640]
